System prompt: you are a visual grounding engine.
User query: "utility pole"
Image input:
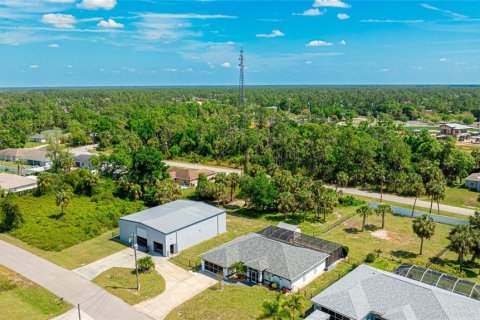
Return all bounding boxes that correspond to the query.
[129,233,140,291]
[238,48,249,174]
[78,304,81,320]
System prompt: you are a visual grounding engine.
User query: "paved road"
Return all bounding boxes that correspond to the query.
[68,144,99,156]
[74,248,216,320]
[164,160,243,174]
[0,240,152,320]
[334,186,476,216]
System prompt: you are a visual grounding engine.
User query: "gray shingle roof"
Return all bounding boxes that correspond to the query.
[305,310,330,320]
[466,172,480,182]
[199,233,328,281]
[119,200,225,234]
[311,264,480,320]
[442,123,470,130]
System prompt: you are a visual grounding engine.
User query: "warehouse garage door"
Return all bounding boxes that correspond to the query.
[137,236,147,249]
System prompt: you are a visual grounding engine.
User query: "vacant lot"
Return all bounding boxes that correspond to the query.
[92,267,165,305]
[0,265,71,320]
[7,193,143,251]
[0,230,127,270]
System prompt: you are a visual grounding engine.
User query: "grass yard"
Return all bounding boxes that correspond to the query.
[6,193,143,251]
[424,184,480,210]
[165,284,277,320]
[322,212,453,266]
[0,265,71,320]
[0,230,127,270]
[92,267,165,305]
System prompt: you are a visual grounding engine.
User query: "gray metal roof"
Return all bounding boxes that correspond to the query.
[311,264,480,320]
[442,123,470,130]
[120,200,225,234]
[199,233,328,281]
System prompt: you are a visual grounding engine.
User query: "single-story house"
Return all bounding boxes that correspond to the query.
[0,148,51,168]
[199,225,343,290]
[74,153,98,170]
[309,264,480,320]
[439,123,471,141]
[465,172,480,191]
[0,172,37,192]
[167,167,216,187]
[119,200,226,256]
[29,129,63,143]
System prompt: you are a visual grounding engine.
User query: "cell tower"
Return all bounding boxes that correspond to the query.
[238,47,245,106]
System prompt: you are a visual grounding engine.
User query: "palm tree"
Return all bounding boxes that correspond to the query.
[276,192,296,219]
[258,294,289,320]
[55,187,73,214]
[37,172,54,195]
[318,189,338,221]
[284,294,306,319]
[412,215,436,255]
[408,173,425,217]
[425,179,446,215]
[357,205,373,232]
[375,204,393,229]
[227,172,240,202]
[449,225,473,265]
[470,211,480,229]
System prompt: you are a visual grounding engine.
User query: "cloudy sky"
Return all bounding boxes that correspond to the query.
[1,0,480,86]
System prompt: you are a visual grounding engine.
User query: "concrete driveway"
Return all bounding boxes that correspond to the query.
[74,248,216,320]
[164,160,242,175]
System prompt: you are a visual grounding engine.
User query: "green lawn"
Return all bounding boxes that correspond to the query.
[425,184,480,210]
[322,212,453,266]
[0,230,127,270]
[23,142,47,148]
[6,193,143,251]
[0,265,71,320]
[92,267,165,305]
[165,284,277,320]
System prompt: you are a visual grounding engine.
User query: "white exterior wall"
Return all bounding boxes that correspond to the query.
[264,272,291,289]
[291,260,326,290]
[119,211,226,256]
[10,184,37,192]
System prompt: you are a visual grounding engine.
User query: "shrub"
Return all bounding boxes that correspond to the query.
[271,282,278,289]
[137,256,155,273]
[342,246,349,258]
[365,253,376,263]
[338,195,365,207]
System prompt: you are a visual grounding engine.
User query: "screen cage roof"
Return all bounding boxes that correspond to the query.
[394,263,480,301]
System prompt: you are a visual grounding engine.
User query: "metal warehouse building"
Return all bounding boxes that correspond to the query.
[119,200,226,256]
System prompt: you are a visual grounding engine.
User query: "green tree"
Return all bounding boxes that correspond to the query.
[154,178,182,205]
[213,182,228,206]
[55,187,73,214]
[317,189,338,221]
[449,225,473,265]
[412,215,436,255]
[137,256,155,272]
[425,179,446,215]
[130,146,168,186]
[84,172,99,196]
[375,204,393,229]
[0,194,23,232]
[196,174,215,200]
[357,205,373,232]
[227,172,241,202]
[249,173,276,210]
[258,294,289,320]
[230,261,246,278]
[284,294,306,319]
[335,171,349,191]
[407,173,425,217]
[276,192,297,219]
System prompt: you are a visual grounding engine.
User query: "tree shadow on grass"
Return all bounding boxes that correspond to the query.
[430,257,480,278]
[365,224,380,231]
[48,212,65,219]
[344,227,359,234]
[105,285,137,290]
[390,250,417,259]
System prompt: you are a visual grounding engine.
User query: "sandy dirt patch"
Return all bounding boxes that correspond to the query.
[371,229,391,240]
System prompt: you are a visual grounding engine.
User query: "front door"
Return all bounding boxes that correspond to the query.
[249,269,260,283]
[170,244,175,255]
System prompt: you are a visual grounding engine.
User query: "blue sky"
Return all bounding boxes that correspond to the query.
[1,0,480,86]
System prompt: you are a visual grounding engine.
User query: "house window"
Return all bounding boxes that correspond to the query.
[204,261,223,275]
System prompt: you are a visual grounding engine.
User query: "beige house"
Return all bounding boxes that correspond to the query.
[167,167,216,187]
[439,123,471,141]
[0,148,52,167]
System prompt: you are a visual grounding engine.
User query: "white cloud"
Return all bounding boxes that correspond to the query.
[338,40,347,45]
[97,18,124,28]
[30,64,39,69]
[221,62,231,68]
[305,61,313,64]
[379,68,389,72]
[256,29,285,38]
[163,68,177,72]
[439,57,448,62]
[306,40,333,47]
[293,8,322,16]
[142,13,236,19]
[48,43,59,48]
[41,13,76,29]
[226,41,235,45]
[314,0,351,8]
[360,19,424,23]
[420,3,467,20]
[77,0,117,10]
[67,64,72,68]
[337,13,350,20]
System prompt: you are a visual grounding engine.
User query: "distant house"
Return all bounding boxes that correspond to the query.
[119,200,226,256]
[0,172,37,192]
[74,153,98,170]
[308,264,480,320]
[167,167,216,187]
[29,129,64,143]
[0,148,51,167]
[465,172,480,191]
[439,123,471,141]
[199,225,343,291]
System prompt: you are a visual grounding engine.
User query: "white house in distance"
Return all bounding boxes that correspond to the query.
[119,200,226,256]
[0,172,37,192]
[199,224,343,291]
